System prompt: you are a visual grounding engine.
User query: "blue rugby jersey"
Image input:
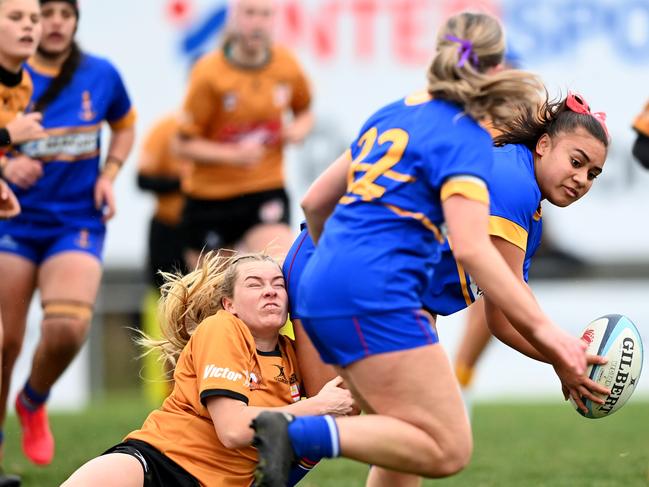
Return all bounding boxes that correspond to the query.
[297,93,493,318]
[425,143,543,315]
[11,54,134,230]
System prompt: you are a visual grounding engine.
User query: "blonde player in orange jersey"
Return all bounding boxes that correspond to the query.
[62,252,354,487]
[176,0,313,267]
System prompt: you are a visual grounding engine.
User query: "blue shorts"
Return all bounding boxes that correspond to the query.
[300,309,439,367]
[0,220,105,264]
[282,227,315,320]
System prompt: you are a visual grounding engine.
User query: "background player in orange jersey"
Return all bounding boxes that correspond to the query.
[175,0,313,267]
[632,100,649,168]
[62,252,354,487]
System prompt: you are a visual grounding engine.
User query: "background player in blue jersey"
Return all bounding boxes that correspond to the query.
[252,12,596,485]
[0,0,135,471]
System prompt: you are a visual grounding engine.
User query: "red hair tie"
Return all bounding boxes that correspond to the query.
[566,91,609,139]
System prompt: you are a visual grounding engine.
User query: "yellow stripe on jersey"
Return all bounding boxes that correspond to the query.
[489,215,528,252]
[404,90,432,106]
[354,163,416,183]
[109,107,137,130]
[633,101,649,136]
[455,260,474,307]
[533,205,542,222]
[383,204,444,242]
[440,177,489,206]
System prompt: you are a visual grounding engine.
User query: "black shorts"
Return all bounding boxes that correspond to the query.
[181,188,290,252]
[103,439,199,487]
[147,217,186,288]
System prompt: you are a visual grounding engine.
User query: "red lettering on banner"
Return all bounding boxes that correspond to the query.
[278,0,342,60]
[276,0,502,65]
[351,0,379,59]
[390,0,432,65]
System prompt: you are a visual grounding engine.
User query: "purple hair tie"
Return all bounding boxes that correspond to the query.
[445,34,478,68]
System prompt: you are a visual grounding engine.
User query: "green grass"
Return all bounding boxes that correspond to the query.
[3,395,648,486]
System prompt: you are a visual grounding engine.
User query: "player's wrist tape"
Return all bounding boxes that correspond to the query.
[0,128,11,148]
[101,155,124,180]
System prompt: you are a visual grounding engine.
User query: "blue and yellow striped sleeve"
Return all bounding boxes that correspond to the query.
[440,175,489,206]
[488,216,528,252]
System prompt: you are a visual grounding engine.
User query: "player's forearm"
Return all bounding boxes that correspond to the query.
[107,126,135,165]
[174,136,239,164]
[302,150,351,243]
[484,297,548,363]
[214,397,331,450]
[284,109,314,144]
[102,127,135,182]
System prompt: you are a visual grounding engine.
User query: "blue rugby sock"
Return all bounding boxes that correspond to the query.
[19,381,49,411]
[287,415,340,461]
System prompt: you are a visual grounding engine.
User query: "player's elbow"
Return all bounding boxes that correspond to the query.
[217,427,250,450]
[301,193,328,222]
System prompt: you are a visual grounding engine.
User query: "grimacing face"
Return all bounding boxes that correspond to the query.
[222,260,288,337]
[534,127,606,208]
[0,0,41,66]
[38,1,77,57]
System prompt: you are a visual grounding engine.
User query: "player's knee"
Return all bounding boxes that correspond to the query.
[42,301,93,348]
[418,432,472,478]
[436,442,472,477]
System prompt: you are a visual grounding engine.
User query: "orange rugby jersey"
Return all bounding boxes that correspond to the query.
[179,44,311,200]
[633,100,649,136]
[127,310,302,487]
[0,68,32,129]
[139,114,187,225]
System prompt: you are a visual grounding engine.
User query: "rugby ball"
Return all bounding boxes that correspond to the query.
[570,314,643,419]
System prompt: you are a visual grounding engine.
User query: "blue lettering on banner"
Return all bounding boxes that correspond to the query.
[504,0,649,63]
[179,3,228,64]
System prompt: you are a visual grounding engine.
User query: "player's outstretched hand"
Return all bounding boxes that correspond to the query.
[3,155,43,189]
[6,112,47,144]
[0,179,20,219]
[313,376,355,417]
[555,353,611,414]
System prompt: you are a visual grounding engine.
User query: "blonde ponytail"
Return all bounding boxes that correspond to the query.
[427,12,544,128]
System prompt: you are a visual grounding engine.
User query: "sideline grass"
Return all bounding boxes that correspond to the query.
[3,395,647,486]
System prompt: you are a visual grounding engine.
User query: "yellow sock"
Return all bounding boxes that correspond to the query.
[455,363,475,388]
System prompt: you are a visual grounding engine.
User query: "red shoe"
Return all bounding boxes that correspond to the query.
[14,397,54,466]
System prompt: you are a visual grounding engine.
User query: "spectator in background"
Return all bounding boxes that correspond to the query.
[175,0,313,268]
[136,113,188,406]
[0,0,135,471]
[632,100,649,168]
